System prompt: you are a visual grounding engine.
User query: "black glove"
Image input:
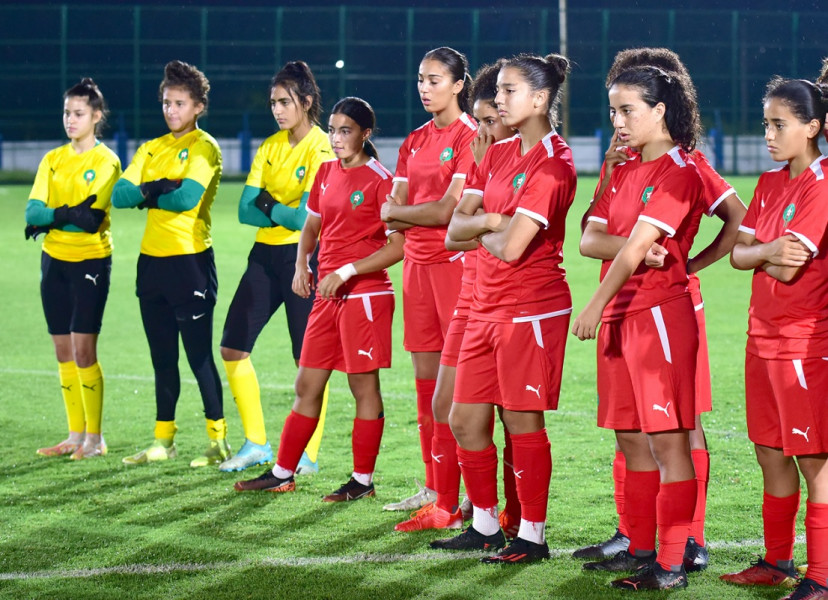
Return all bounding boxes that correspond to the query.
[139,178,182,209]
[66,195,105,233]
[24,224,52,240]
[254,189,277,219]
[52,205,70,226]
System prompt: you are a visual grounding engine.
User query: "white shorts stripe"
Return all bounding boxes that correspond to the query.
[792,359,808,390]
[694,302,704,312]
[342,290,395,300]
[650,306,672,364]
[362,296,374,323]
[531,320,544,349]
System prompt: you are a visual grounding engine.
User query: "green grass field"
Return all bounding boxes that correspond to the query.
[0,177,807,600]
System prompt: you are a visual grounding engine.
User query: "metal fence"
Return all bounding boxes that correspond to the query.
[2,4,827,147]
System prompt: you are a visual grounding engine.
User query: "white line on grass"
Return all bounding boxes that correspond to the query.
[0,536,804,581]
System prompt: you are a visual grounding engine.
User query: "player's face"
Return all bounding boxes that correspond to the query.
[417,59,463,115]
[763,97,819,163]
[608,84,664,149]
[162,87,203,138]
[328,113,368,164]
[473,98,512,142]
[63,96,100,144]
[270,85,307,132]
[494,67,539,129]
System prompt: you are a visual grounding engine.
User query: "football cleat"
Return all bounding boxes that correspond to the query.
[720,557,798,587]
[780,578,828,600]
[295,451,318,475]
[234,468,295,492]
[70,436,107,460]
[498,512,521,540]
[37,437,83,457]
[394,502,462,532]
[383,480,437,511]
[190,438,232,468]
[611,562,688,591]
[430,526,506,551]
[583,549,656,572]
[480,537,550,564]
[219,439,272,472]
[683,536,709,572]
[122,439,177,465]
[572,528,631,560]
[322,477,375,502]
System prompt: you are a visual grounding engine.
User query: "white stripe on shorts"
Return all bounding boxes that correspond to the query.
[694,302,704,312]
[792,359,808,390]
[531,321,544,349]
[650,306,672,364]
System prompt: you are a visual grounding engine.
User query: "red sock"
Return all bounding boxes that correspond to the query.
[690,449,709,545]
[613,451,628,537]
[625,470,660,555]
[432,422,460,512]
[415,379,436,489]
[509,429,552,523]
[805,501,828,587]
[457,443,498,510]
[352,417,384,474]
[763,491,800,565]
[276,410,320,472]
[502,428,521,520]
[656,479,697,570]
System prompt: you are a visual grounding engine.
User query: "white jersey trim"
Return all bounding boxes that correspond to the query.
[452,173,468,180]
[738,225,756,236]
[667,146,686,168]
[449,251,465,262]
[465,188,484,197]
[706,188,735,216]
[366,158,391,180]
[694,302,704,312]
[785,230,819,257]
[459,113,477,131]
[638,215,676,237]
[541,130,556,158]
[512,307,572,323]
[808,155,827,181]
[516,207,549,229]
[392,176,408,184]
[306,207,321,218]
[587,216,608,225]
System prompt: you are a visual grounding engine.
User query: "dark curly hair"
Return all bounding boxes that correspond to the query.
[605,47,690,88]
[470,60,505,108]
[271,61,322,126]
[422,47,473,114]
[501,53,570,125]
[64,77,108,136]
[158,60,210,117]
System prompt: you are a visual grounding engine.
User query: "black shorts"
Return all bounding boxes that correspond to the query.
[41,253,111,335]
[136,248,218,307]
[221,242,317,358]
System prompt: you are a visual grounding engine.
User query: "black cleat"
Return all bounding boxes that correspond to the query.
[430,526,506,551]
[683,536,709,572]
[583,549,656,572]
[322,477,375,502]
[481,537,550,564]
[573,528,631,560]
[234,468,295,492]
[611,562,689,591]
[780,578,828,600]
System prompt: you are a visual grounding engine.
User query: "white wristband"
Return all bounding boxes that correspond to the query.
[335,263,357,282]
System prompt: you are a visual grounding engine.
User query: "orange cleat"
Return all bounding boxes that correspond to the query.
[394,502,463,532]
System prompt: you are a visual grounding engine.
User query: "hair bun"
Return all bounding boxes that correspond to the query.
[79,77,96,88]
[544,53,570,84]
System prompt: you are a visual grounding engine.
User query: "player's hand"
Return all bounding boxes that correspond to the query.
[644,242,668,268]
[386,193,404,206]
[603,131,629,179]
[471,132,495,165]
[254,189,277,219]
[139,178,181,207]
[292,265,314,298]
[66,195,105,233]
[52,204,70,226]
[316,273,345,299]
[24,224,52,240]
[571,303,602,341]
[763,234,810,266]
[380,199,396,222]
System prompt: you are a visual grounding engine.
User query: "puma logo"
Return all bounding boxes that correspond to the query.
[321,183,328,195]
[411,147,421,156]
[60,385,72,391]
[513,469,524,480]
[358,348,373,360]
[792,427,810,443]
[652,402,671,418]
[524,384,541,399]
[193,289,207,298]
[82,383,97,391]
[431,452,443,464]
[85,273,99,286]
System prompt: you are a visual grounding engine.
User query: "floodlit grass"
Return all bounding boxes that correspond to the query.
[0,177,807,600]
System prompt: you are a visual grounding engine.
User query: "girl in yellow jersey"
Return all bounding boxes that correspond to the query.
[26,78,120,460]
[218,62,333,472]
[112,60,227,468]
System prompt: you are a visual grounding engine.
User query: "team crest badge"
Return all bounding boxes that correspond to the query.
[512,173,526,192]
[641,186,654,204]
[350,190,365,209]
[439,147,454,164]
[83,169,96,185]
[783,203,796,223]
[178,148,189,163]
[296,166,307,182]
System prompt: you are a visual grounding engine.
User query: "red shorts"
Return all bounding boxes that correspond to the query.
[402,259,463,352]
[440,310,469,368]
[597,297,698,433]
[453,311,570,411]
[689,275,712,414]
[745,353,828,456]
[299,291,394,373]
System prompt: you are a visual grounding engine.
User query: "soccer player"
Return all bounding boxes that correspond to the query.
[394,60,517,532]
[113,60,227,468]
[572,65,707,590]
[720,77,828,600]
[25,78,120,460]
[431,53,576,564]
[379,47,478,511]
[234,97,403,500]
[218,61,333,473]
[573,48,747,573]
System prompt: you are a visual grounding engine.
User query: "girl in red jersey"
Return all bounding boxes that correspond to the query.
[720,78,828,600]
[380,47,478,511]
[235,97,404,501]
[430,52,576,564]
[395,61,515,533]
[572,65,707,590]
[573,48,747,574]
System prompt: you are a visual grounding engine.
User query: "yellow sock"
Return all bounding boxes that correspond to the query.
[77,362,104,434]
[224,358,267,445]
[304,381,328,462]
[154,420,177,443]
[206,418,227,440]
[58,361,85,434]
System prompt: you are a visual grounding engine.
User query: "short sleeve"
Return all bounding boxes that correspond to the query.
[306,164,325,217]
[394,135,411,182]
[302,144,328,195]
[464,147,491,195]
[739,182,762,236]
[692,151,734,216]
[514,160,575,229]
[182,139,219,189]
[639,167,703,237]
[88,155,122,206]
[121,142,150,186]
[588,170,614,224]
[785,182,828,256]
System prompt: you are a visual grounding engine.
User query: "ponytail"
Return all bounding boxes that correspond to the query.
[272,61,322,126]
[501,52,570,125]
[64,77,108,135]
[423,47,472,114]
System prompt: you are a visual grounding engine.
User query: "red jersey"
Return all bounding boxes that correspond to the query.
[394,114,477,264]
[740,156,828,359]
[589,146,705,321]
[306,158,394,295]
[465,132,576,322]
